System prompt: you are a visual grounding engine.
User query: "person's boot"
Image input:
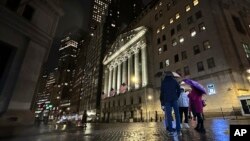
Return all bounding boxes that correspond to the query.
[194,123,200,131]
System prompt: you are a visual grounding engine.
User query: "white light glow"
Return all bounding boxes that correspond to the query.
[191,31,196,37]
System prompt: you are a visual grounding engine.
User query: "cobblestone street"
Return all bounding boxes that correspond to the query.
[1,118,250,141]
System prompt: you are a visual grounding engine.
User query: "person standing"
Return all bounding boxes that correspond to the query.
[160,71,182,136]
[188,87,206,133]
[178,88,190,129]
[81,110,87,128]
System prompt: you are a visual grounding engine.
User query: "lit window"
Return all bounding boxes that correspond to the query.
[199,22,206,31]
[157,29,160,34]
[161,24,165,30]
[172,39,177,46]
[165,59,170,66]
[111,23,115,27]
[159,2,162,6]
[186,5,191,12]
[243,43,250,58]
[176,13,180,19]
[179,36,184,43]
[193,0,199,6]
[158,48,162,54]
[203,40,211,50]
[190,28,196,37]
[65,83,68,86]
[170,18,174,24]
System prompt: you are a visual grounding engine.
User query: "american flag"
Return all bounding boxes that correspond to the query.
[119,83,127,94]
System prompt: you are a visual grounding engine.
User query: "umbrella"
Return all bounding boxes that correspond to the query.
[182,79,206,94]
[154,71,181,78]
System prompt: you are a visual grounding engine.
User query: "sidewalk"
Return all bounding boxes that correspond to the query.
[0,117,250,141]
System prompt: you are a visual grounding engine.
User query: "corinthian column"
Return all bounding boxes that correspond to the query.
[117,62,121,93]
[127,55,131,91]
[122,59,127,85]
[134,50,140,89]
[141,45,148,87]
[112,65,117,91]
[108,67,112,97]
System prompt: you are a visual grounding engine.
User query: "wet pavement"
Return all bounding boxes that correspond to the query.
[0,117,250,141]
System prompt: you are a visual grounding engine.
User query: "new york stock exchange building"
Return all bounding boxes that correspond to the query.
[101,26,162,122]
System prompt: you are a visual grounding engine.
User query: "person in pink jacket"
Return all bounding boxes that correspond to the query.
[188,86,206,133]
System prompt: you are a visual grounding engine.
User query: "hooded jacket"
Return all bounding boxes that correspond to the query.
[160,75,181,106]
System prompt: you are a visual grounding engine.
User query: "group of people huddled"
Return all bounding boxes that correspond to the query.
[160,71,206,137]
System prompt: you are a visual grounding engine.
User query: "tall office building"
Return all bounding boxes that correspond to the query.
[57,31,81,113]
[0,0,63,125]
[89,0,111,35]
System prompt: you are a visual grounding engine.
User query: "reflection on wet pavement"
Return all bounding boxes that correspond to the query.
[1,118,250,141]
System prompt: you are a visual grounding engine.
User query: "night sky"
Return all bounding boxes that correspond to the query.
[47,0,152,71]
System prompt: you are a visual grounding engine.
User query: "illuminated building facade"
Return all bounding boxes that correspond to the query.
[101,0,250,122]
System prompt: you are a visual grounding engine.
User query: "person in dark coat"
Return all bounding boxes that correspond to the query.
[81,110,87,127]
[160,71,181,136]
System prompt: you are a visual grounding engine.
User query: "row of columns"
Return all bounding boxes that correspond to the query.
[104,45,148,97]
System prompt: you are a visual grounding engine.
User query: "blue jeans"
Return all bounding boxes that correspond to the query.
[164,101,181,132]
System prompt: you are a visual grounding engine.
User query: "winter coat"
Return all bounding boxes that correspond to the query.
[188,88,203,113]
[160,75,181,106]
[178,92,189,107]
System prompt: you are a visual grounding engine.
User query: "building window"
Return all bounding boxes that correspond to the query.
[187,16,193,25]
[177,24,182,32]
[155,14,158,21]
[193,45,200,55]
[131,97,133,105]
[167,2,171,10]
[203,40,211,50]
[22,5,35,21]
[162,35,166,41]
[197,61,204,72]
[163,44,167,51]
[165,59,170,66]
[6,0,21,11]
[195,11,202,19]
[242,43,250,58]
[172,39,177,46]
[181,51,187,60]
[179,35,184,43]
[174,54,179,62]
[207,58,216,68]
[159,10,163,17]
[170,18,174,24]
[160,62,163,69]
[138,97,142,104]
[232,15,246,34]
[190,28,197,37]
[157,38,161,44]
[193,0,199,6]
[186,5,191,12]
[161,24,165,30]
[171,28,175,36]
[157,28,160,34]
[176,13,180,19]
[158,48,162,54]
[184,66,190,75]
[199,22,206,32]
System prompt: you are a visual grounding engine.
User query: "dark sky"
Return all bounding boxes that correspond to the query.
[47,0,152,71]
